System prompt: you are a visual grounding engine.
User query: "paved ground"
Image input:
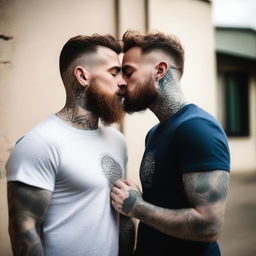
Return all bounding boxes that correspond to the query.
[219,171,256,256]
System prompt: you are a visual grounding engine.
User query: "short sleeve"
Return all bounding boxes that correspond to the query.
[175,118,230,173]
[6,132,59,191]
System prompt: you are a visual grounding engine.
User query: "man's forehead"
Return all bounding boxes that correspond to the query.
[96,46,120,63]
[123,47,172,67]
[123,47,142,64]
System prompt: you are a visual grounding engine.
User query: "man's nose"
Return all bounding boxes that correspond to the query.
[117,76,127,88]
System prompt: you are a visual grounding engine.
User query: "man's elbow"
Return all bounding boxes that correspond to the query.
[202,219,223,243]
[203,232,220,243]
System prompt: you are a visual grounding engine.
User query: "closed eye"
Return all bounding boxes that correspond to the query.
[122,66,134,78]
[123,71,132,78]
[109,67,121,77]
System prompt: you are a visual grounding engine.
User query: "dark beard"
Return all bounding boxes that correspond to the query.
[123,76,158,113]
[85,79,125,125]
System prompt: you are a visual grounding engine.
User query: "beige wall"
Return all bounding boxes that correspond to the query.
[0,0,117,253]
[3,0,252,254]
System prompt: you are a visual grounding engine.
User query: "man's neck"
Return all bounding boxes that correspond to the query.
[57,105,99,130]
[150,66,189,123]
[150,84,189,123]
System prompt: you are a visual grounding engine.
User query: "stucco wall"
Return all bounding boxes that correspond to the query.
[0,0,116,253]
[0,0,236,254]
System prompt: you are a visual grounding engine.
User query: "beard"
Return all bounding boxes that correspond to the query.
[123,75,158,113]
[85,79,125,125]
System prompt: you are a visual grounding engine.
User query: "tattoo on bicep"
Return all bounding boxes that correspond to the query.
[183,171,229,206]
[8,182,51,220]
[8,182,52,254]
[122,190,142,214]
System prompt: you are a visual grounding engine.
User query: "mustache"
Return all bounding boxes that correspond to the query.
[116,86,127,97]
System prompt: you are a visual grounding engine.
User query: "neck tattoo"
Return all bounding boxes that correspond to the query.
[58,81,98,130]
[57,110,98,130]
[152,66,188,122]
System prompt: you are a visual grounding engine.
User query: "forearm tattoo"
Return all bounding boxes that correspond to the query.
[122,190,142,214]
[8,182,52,255]
[13,229,44,256]
[131,171,229,241]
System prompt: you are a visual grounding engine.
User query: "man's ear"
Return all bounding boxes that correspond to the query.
[73,66,90,87]
[154,61,168,81]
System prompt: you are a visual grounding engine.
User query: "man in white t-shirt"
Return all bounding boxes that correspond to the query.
[6,34,135,256]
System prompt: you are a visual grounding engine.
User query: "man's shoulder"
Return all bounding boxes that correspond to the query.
[15,115,60,148]
[175,104,222,130]
[103,126,126,140]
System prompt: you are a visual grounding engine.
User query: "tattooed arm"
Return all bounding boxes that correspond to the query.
[119,215,135,256]
[8,181,52,256]
[111,170,229,242]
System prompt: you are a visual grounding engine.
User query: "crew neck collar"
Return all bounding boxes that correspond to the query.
[50,114,102,136]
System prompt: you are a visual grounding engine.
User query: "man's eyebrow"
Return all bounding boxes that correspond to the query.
[122,65,133,73]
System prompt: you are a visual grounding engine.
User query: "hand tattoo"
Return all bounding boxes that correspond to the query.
[122,190,142,214]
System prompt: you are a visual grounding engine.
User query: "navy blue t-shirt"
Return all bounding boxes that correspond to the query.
[135,104,230,256]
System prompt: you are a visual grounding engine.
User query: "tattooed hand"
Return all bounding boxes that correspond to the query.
[111,179,142,217]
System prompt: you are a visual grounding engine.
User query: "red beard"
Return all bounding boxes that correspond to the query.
[86,79,125,125]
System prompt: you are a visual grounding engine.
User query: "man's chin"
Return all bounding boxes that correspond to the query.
[123,99,149,114]
[100,109,125,125]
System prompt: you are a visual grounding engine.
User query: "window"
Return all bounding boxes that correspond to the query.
[224,72,249,137]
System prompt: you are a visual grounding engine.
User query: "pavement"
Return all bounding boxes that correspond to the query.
[219,171,256,256]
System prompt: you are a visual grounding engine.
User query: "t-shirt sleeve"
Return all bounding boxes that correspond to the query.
[145,126,158,147]
[175,118,230,173]
[6,132,59,191]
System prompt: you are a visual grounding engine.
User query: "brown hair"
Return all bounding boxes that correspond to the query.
[59,34,121,75]
[122,31,185,75]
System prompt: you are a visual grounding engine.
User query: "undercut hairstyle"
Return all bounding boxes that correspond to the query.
[59,34,121,76]
[122,30,185,75]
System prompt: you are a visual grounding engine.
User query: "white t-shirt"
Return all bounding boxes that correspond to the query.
[6,115,128,256]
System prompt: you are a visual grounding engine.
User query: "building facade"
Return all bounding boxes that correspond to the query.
[215,27,256,172]
[2,0,253,254]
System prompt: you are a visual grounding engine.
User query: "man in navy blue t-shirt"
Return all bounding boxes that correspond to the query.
[111,31,230,256]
